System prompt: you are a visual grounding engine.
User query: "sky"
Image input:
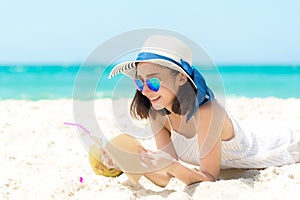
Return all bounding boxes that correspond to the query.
[0,0,299,65]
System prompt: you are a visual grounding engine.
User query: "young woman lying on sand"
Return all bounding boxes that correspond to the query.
[104,35,300,187]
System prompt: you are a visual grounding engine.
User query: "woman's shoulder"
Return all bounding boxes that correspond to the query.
[197,99,235,140]
[198,99,226,112]
[196,99,228,122]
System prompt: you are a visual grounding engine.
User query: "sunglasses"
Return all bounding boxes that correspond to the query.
[134,77,161,92]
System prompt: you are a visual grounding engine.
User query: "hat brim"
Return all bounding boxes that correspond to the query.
[108,59,197,89]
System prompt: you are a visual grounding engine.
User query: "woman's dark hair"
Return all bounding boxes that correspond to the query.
[130,68,197,120]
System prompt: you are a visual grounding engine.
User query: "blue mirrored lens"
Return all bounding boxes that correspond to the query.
[134,79,144,91]
[146,78,160,92]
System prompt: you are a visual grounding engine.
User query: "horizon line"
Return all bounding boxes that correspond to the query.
[0,62,300,67]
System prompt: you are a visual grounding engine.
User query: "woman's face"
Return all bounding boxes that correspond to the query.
[136,62,179,111]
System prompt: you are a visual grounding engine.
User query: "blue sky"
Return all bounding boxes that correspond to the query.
[0,0,299,64]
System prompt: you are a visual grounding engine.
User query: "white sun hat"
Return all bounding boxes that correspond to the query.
[108,35,197,89]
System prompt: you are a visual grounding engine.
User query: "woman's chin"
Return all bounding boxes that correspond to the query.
[151,103,164,110]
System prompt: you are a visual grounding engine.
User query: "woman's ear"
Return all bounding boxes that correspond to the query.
[176,73,188,86]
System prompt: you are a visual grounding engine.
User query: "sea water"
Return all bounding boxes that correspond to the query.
[0,65,299,100]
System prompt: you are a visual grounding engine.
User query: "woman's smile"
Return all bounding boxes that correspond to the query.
[149,95,160,100]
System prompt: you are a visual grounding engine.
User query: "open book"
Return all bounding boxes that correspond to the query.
[104,134,148,184]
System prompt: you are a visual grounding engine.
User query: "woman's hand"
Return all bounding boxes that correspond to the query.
[138,146,176,172]
[99,149,118,169]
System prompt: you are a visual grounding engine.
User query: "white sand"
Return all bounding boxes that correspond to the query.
[1,97,300,199]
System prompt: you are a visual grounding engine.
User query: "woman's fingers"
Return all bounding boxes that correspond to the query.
[139,150,176,171]
[137,145,148,153]
[99,149,118,169]
[139,150,159,169]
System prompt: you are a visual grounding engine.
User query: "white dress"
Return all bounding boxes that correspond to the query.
[170,114,300,169]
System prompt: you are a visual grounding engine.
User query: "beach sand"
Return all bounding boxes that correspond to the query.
[1,97,300,199]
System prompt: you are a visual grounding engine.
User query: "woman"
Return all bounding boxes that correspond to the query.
[108,35,300,187]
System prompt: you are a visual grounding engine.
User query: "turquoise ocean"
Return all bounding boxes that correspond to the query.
[1,65,299,100]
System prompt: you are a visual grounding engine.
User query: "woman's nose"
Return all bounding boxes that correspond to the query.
[141,84,152,95]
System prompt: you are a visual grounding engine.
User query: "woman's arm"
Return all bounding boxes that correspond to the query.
[139,130,219,186]
[142,171,174,187]
[197,100,225,179]
[150,114,178,159]
[142,160,216,186]
[166,161,216,185]
[139,149,217,186]
[140,116,177,187]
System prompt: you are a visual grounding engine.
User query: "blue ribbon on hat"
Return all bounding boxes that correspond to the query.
[136,52,214,122]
